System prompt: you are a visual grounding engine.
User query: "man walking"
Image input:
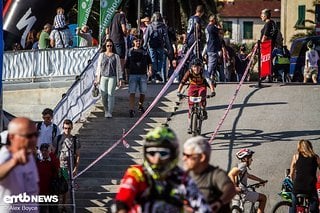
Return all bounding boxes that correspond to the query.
[125,37,152,117]
[144,12,172,83]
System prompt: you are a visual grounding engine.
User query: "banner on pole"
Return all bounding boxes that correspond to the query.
[78,0,94,28]
[260,40,272,78]
[99,0,122,41]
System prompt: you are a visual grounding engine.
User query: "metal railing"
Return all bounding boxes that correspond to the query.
[2,47,98,81]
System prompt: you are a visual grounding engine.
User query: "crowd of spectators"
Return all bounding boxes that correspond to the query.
[0,108,81,213]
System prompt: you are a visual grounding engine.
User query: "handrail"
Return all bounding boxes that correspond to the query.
[52,48,101,128]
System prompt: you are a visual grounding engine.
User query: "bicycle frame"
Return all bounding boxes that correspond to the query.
[231,181,267,213]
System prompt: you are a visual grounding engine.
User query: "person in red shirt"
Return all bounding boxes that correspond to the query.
[37,143,60,213]
[177,58,215,133]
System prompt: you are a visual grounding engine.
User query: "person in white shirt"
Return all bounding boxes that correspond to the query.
[37,108,60,149]
[304,40,319,84]
[0,117,39,213]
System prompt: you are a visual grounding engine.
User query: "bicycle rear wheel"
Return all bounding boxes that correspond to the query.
[271,200,291,213]
[191,111,198,136]
[231,205,242,213]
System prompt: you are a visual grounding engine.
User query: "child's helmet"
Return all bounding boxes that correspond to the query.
[236,148,255,160]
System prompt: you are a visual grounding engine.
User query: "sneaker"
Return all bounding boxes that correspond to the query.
[105,112,112,118]
[155,73,163,82]
[129,110,135,118]
[138,105,145,113]
[203,110,208,120]
[187,127,192,134]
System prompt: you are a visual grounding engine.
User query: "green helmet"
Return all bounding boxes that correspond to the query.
[143,126,179,179]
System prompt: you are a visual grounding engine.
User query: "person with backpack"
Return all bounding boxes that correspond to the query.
[37,108,60,150]
[183,136,236,212]
[143,12,172,83]
[228,149,267,213]
[52,119,80,211]
[272,44,291,83]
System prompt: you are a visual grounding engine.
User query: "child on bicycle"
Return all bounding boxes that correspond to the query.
[177,58,215,133]
[228,148,267,213]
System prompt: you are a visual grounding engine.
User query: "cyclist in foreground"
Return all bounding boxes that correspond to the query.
[289,139,320,213]
[228,148,267,213]
[177,58,215,134]
[112,126,211,213]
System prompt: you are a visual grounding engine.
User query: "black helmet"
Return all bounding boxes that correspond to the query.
[307,40,315,49]
[143,126,179,179]
[191,58,203,67]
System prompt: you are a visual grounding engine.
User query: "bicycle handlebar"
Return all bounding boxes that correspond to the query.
[247,180,268,189]
[178,94,213,99]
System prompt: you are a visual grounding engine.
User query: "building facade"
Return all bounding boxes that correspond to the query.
[281,0,318,47]
[219,0,281,44]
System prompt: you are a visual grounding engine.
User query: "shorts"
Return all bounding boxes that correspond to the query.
[304,67,318,78]
[60,167,69,180]
[243,190,259,203]
[114,42,126,59]
[128,74,147,94]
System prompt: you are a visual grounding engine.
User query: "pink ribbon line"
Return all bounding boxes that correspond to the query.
[74,43,196,179]
[208,45,258,144]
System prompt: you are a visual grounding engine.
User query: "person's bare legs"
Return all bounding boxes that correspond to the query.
[257,193,267,213]
[312,74,317,84]
[139,94,145,107]
[129,93,135,110]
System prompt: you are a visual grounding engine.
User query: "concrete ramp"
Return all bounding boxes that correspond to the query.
[170,83,320,210]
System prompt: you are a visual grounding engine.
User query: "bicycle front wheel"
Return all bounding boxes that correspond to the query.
[191,111,198,136]
[271,200,292,213]
[231,205,242,213]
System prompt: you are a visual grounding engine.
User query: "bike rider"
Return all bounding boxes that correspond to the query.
[228,148,267,213]
[112,126,211,213]
[177,58,215,134]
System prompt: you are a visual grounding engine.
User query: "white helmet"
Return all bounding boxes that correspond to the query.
[236,148,255,160]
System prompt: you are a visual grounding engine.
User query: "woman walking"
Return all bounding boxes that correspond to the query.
[95,39,124,118]
[289,139,320,213]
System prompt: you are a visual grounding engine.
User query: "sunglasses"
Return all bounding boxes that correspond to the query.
[17,132,39,139]
[106,45,113,47]
[145,147,171,160]
[183,152,199,159]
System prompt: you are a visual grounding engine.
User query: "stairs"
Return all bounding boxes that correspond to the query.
[74,85,178,212]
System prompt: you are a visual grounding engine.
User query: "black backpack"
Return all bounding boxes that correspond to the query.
[149,24,164,48]
[37,122,58,143]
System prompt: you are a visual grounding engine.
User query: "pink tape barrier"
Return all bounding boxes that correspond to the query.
[208,45,258,144]
[74,43,196,179]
